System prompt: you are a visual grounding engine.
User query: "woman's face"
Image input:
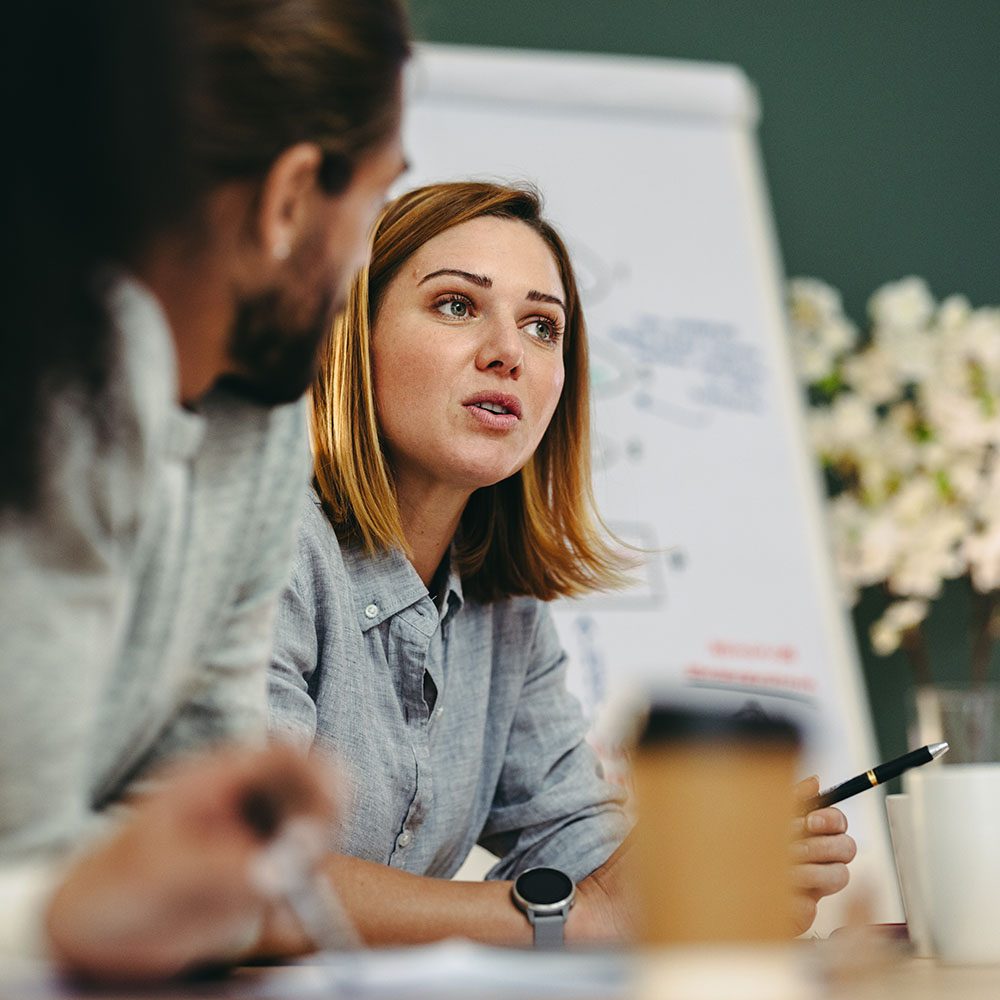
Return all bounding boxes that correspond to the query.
[372,215,567,501]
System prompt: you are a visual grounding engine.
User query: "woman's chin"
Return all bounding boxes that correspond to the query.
[460,461,525,493]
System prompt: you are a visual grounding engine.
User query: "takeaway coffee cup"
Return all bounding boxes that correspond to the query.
[630,704,802,943]
[908,763,1000,963]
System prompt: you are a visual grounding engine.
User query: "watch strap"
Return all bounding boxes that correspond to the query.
[531,910,566,948]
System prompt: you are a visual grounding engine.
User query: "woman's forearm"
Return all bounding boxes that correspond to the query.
[256,852,631,953]
[319,855,531,946]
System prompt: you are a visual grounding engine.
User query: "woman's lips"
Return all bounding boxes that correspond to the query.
[464,402,520,430]
[462,392,523,418]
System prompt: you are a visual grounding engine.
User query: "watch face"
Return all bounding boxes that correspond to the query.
[516,867,574,906]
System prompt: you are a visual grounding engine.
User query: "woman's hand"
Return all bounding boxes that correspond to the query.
[571,772,861,944]
[790,775,857,935]
[45,744,335,982]
[568,842,634,944]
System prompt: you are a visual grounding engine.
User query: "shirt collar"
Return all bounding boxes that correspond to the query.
[436,549,464,626]
[107,270,206,461]
[322,497,465,632]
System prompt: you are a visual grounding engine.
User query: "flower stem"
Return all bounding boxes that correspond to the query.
[970,588,1000,687]
[900,622,934,687]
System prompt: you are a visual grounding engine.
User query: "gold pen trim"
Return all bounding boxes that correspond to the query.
[866,769,878,787]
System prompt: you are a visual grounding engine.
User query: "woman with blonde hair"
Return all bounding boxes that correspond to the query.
[268,181,855,946]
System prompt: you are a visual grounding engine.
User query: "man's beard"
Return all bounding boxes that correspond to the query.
[220,287,335,407]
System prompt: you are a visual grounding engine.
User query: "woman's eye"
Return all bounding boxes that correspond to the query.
[527,318,560,342]
[435,296,472,319]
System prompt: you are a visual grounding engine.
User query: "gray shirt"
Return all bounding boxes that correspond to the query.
[0,276,310,953]
[268,493,628,883]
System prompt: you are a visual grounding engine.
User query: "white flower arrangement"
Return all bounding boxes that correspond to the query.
[788,276,1000,682]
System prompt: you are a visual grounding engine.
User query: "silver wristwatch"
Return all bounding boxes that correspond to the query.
[511,867,576,948]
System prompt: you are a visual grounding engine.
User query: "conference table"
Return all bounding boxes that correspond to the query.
[844,957,1000,1000]
[4,945,1000,1000]
[634,945,1000,1000]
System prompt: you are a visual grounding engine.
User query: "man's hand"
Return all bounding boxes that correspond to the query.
[46,744,335,982]
[790,775,857,935]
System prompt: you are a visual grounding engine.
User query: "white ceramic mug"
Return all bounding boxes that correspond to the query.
[908,764,1000,964]
[884,793,932,958]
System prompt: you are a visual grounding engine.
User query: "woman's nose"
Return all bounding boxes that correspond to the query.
[475,319,523,378]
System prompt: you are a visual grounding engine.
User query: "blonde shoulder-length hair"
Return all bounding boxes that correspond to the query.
[311,180,630,603]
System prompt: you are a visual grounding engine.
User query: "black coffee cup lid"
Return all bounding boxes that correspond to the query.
[638,703,801,747]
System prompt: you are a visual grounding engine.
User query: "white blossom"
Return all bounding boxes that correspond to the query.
[974,461,1000,522]
[842,346,903,405]
[946,457,984,504]
[870,618,901,656]
[924,508,969,554]
[889,598,931,630]
[789,275,1000,659]
[887,508,967,598]
[938,294,972,332]
[827,393,877,450]
[879,407,921,474]
[964,524,1000,592]
[854,512,901,586]
[873,326,937,383]
[787,278,856,384]
[868,276,935,330]
[820,316,859,356]
[788,277,844,331]
[962,308,1000,370]
[827,496,898,593]
[792,339,838,383]
[856,448,893,505]
[807,408,836,457]
[889,475,939,524]
[921,382,995,451]
[870,599,930,656]
[888,550,948,600]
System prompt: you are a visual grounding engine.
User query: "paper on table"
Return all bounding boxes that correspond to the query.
[254,939,629,999]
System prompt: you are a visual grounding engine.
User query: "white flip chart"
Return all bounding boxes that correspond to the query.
[402,43,899,930]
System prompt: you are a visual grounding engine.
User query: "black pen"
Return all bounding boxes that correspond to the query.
[803,742,950,813]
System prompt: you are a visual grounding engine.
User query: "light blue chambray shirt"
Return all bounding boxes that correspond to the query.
[267,491,628,882]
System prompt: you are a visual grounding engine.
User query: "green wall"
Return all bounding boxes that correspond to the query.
[409,0,1000,760]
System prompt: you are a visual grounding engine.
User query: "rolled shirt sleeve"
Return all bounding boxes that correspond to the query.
[267,531,323,751]
[479,605,629,883]
[265,502,629,883]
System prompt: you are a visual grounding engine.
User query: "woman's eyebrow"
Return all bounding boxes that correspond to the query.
[418,268,491,287]
[527,290,566,313]
[417,270,565,314]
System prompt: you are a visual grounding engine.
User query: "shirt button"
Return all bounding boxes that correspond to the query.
[398,829,412,848]
[364,603,379,619]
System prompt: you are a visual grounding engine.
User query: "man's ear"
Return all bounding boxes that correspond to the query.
[257,143,324,264]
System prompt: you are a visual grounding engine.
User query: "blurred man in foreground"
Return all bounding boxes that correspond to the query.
[0,0,408,980]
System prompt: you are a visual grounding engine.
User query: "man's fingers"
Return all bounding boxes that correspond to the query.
[200,745,332,807]
[141,745,338,855]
